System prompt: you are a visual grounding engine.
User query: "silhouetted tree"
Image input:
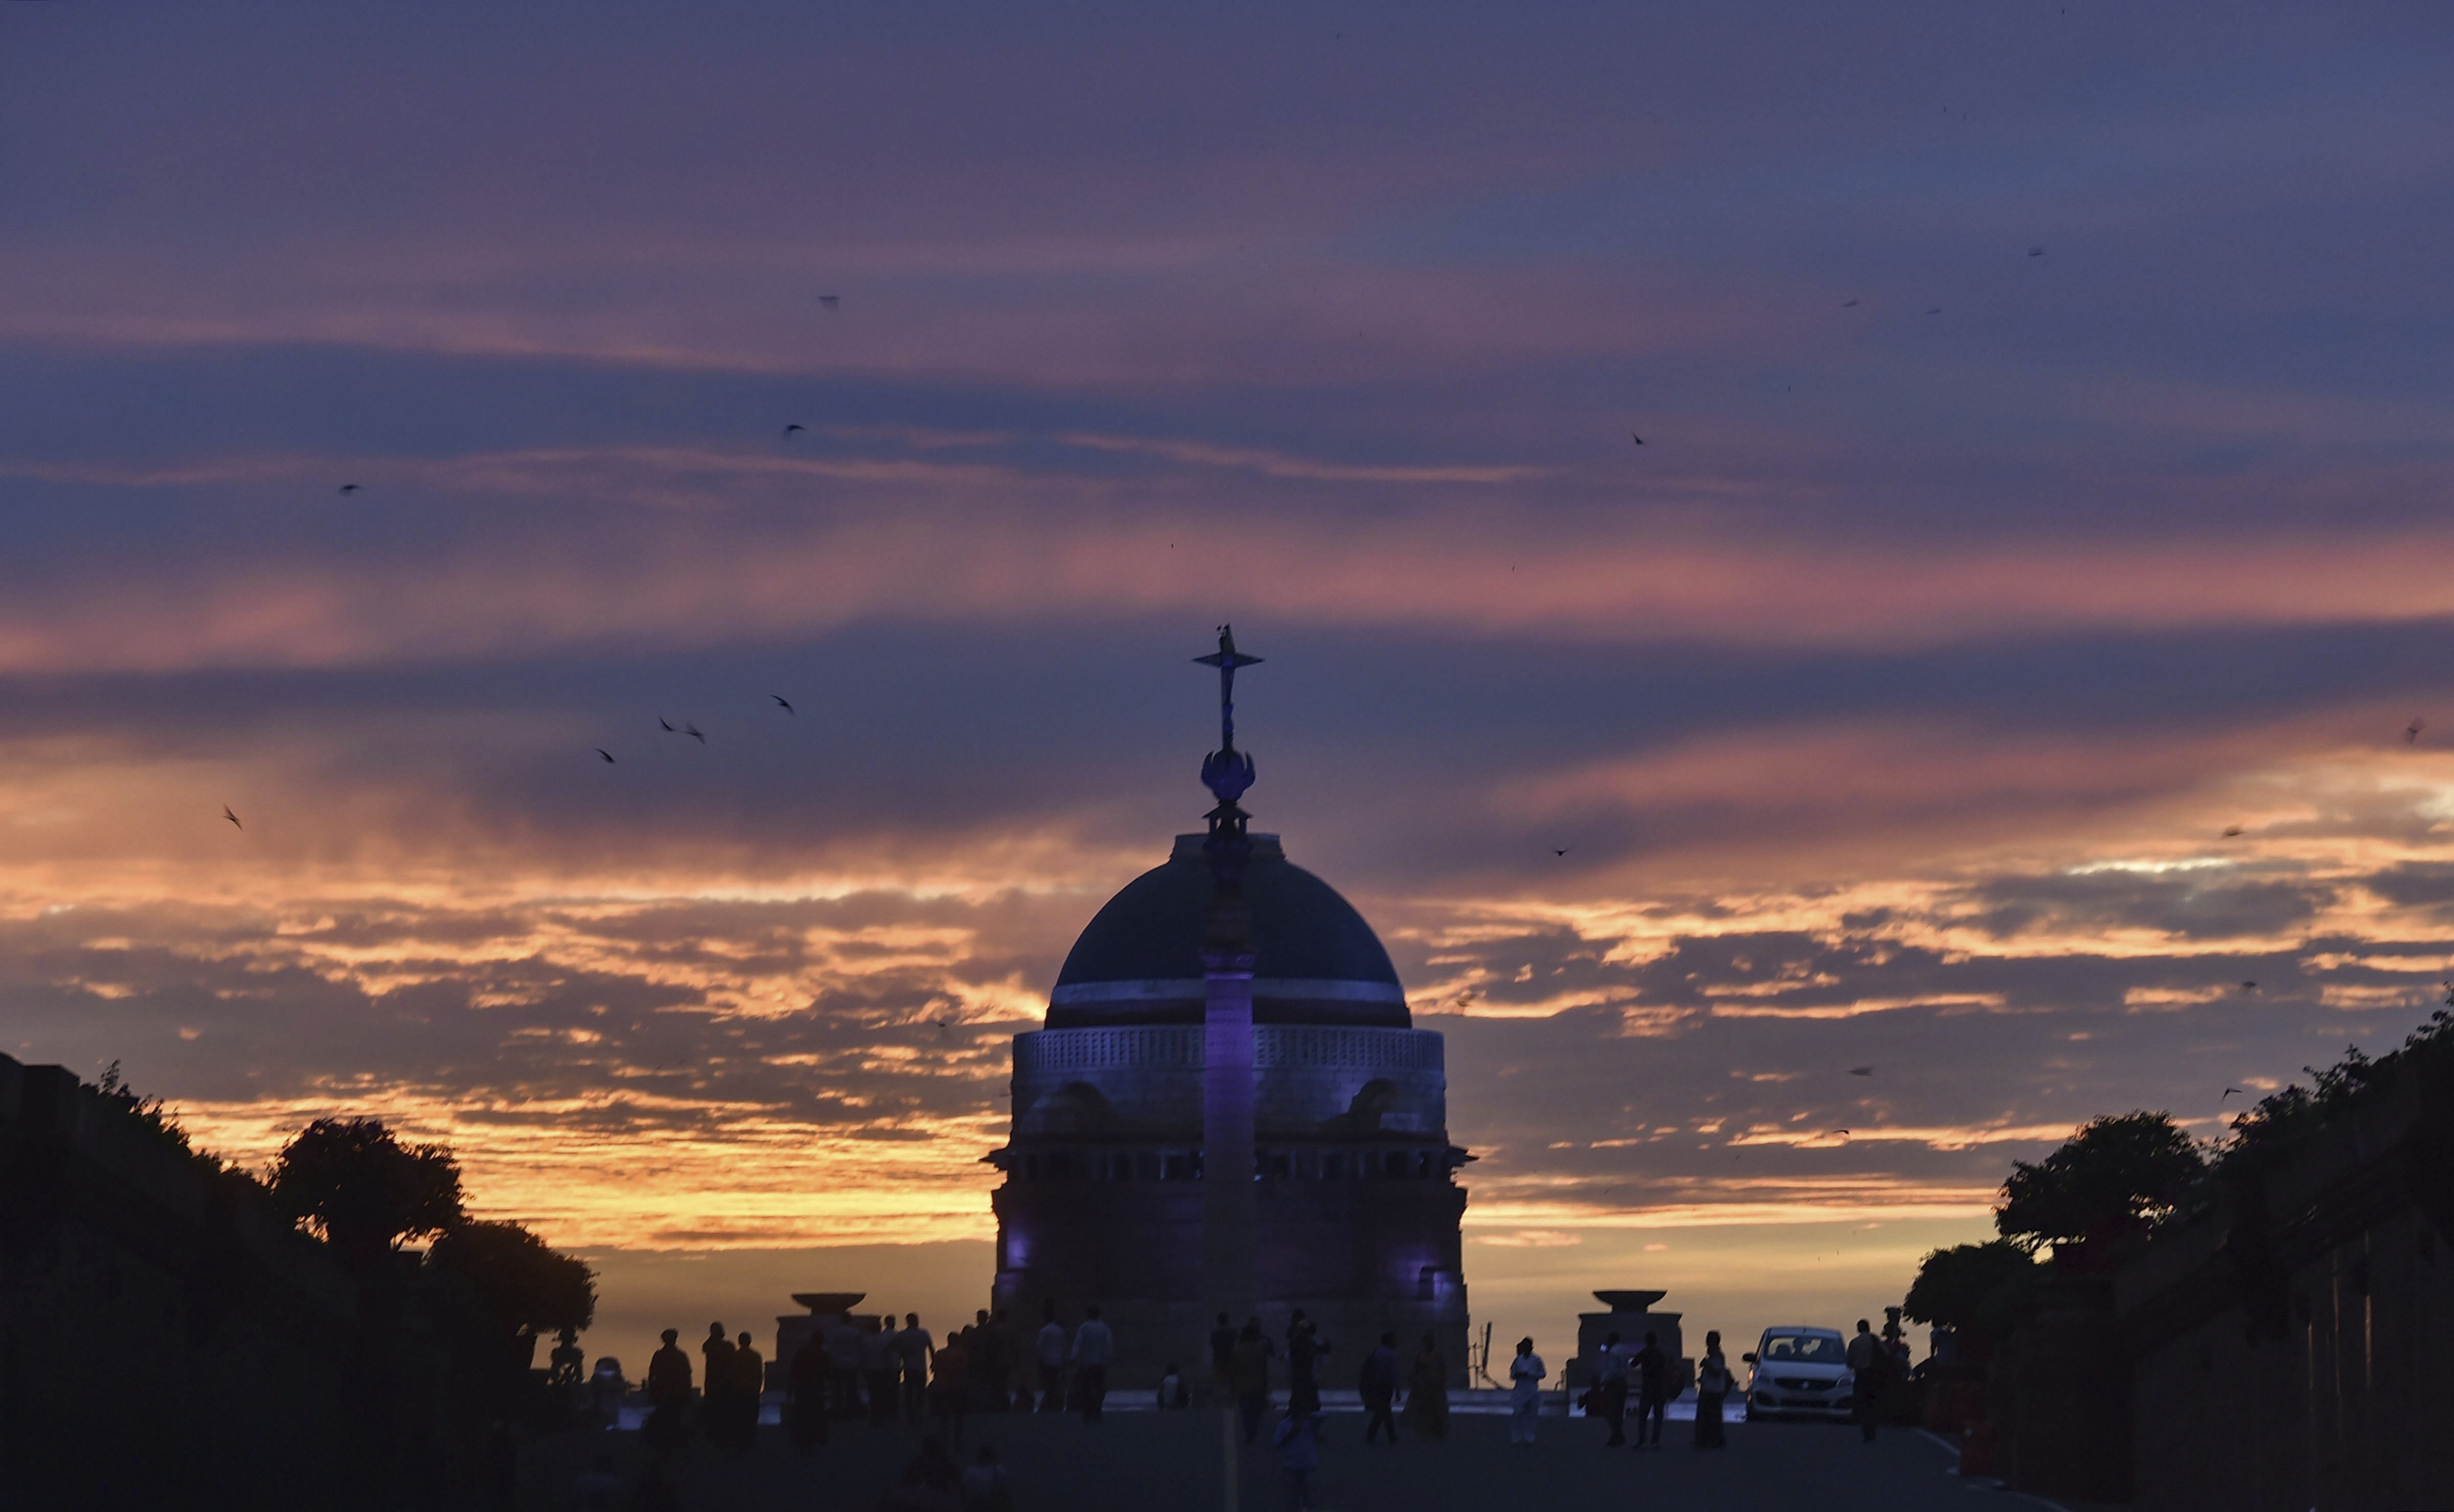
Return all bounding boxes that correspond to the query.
[92,1060,228,1177]
[269,1117,464,1270]
[425,1220,596,1338]
[1903,1240,2035,1358]
[1995,1111,2203,1263]
[2220,1006,2454,1177]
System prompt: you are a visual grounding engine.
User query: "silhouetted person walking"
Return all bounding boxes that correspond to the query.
[896,1313,935,1424]
[1035,1302,1068,1413]
[1072,1304,1114,1423]
[1285,1311,1328,1417]
[1403,1332,1449,1441]
[1632,1330,1671,1447]
[826,1311,864,1418]
[646,1328,693,1452]
[1208,1311,1237,1407]
[702,1322,736,1442]
[1693,1330,1731,1449]
[862,1315,901,1426]
[980,1308,1014,1411]
[729,1330,764,1451]
[931,1326,971,1448]
[1595,1329,1630,1446]
[1359,1332,1400,1444]
[788,1328,830,1452]
[1230,1317,1275,1445]
[1847,1318,1884,1442]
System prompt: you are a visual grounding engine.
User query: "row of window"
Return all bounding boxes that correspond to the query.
[1015,1026,1443,1074]
[1007,1146,1453,1182]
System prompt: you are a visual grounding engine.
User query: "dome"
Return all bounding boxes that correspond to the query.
[1049,833,1407,1029]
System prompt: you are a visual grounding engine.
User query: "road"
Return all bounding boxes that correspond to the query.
[522,1405,2084,1511]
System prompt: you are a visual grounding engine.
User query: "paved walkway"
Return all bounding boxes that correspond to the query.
[522,1408,2074,1511]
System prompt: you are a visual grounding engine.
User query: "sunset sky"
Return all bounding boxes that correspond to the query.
[6,1,2453,1371]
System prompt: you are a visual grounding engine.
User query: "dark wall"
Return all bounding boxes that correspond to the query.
[2113,1071,2454,1512]
[0,1053,475,1507]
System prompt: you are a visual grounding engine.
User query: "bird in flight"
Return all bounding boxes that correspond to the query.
[2221,1086,2246,1101]
[660,718,677,732]
[2407,717,2425,745]
[1925,307,1943,315]
[772,695,794,716]
[596,749,616,764]
[819,295,840,311]
[783,423,806,439]
[2240,981,2258,993]
[1552,846,1571,857]
[2221,824,2244,838]
[1826,1128,1851,1138]
[1842,296,1860,307]
[1849,1066,1875,1077]
[222,805,241,830]
[337,484,360,495]
[1630,432,1644,446]
[685,722,707,744]
[2028,246,2044,257]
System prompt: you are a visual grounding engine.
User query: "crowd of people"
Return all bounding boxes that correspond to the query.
[1579,1327,1732,1450]
[566,1302,1913,1510]
[627,1302,1134,1460]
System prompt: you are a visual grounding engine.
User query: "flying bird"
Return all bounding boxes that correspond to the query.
[772,695,794,715]
[337,484,360,495]
[660,718,677,732]
[783,424,806,439]
[685,723,706,744]
[2240,981,2258,993]
[1925,307,1943,315]
[221,805,241,830]
[596,749,616,764]
[2221,1086,2246,1101]
[1849,1066,1875,1077]
[2221,824,2244,838]
[819,295,840,311]
[2407,717,2425,744]
[1630,432,1644,446]
[1826,1128,1851,1138]
[2028,245,2044,257]
[1842,297,1860,308]
[1552,846,1572,857]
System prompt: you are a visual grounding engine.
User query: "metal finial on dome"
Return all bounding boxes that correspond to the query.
[1194,625,1261,812]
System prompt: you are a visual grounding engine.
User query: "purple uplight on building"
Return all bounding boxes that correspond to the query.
[986,629,1473,1385]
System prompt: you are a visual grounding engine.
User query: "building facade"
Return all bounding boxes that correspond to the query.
[987,634,1472,1386]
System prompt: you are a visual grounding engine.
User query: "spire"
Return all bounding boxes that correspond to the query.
[1194,624,1261,813]
[1193,625,1262,948]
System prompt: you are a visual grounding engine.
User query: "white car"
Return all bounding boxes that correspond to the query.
[1741,1326,1854,1421]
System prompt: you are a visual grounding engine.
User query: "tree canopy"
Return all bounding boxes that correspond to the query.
[2220,1005,2453,1176]
[1995,1110,2203,1257]
[424,1220,596,1337]
[1903,1240,2036,1354]
[269,1117,464,1267]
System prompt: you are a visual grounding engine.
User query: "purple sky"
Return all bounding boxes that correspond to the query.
[5,0,2453,1364]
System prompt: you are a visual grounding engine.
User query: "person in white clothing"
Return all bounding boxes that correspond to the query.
[1071,1303,1116,1423]
[1035,1302,1070,1413]
[1508,1337,1547,1444]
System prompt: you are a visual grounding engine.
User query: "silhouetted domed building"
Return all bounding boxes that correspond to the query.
[989,631,1471,1385]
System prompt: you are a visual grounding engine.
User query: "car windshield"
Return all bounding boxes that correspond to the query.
[1759,1333,1844,1363]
